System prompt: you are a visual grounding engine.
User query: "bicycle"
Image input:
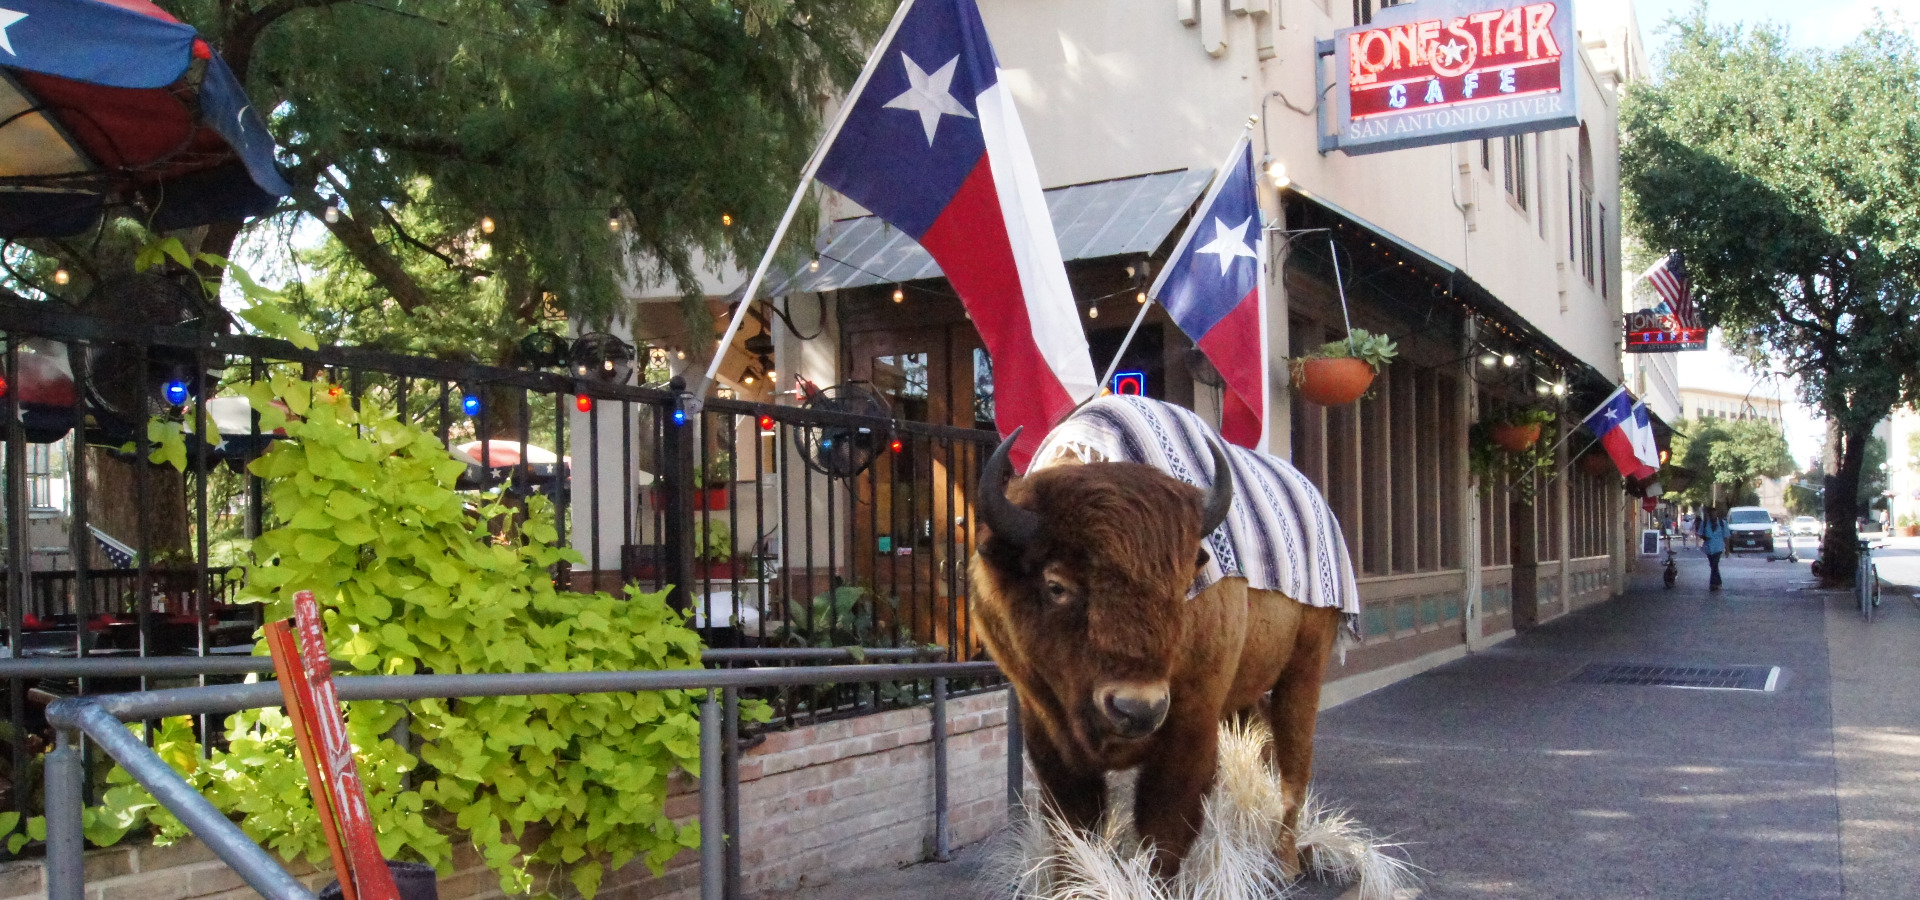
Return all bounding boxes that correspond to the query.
[1662,534,1678,589]
[1857,538,1881,622]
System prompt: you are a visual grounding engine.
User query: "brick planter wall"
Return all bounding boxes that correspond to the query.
[0,689,1013,900]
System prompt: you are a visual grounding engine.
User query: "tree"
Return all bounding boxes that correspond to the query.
[1858,436,1889,512]
[1670,417,1794,508]
[6,0,887,352]
[1621,13,1920,583]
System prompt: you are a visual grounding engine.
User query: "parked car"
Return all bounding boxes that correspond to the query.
[1726,506,1776,554]
[1791,516,1823,536]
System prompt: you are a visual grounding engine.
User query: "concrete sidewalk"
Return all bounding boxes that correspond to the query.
[784,541,1920,899]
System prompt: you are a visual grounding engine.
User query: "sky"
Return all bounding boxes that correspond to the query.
[1633,0,1920,50]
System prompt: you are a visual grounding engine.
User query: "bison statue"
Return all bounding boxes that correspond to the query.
[970,395,1359,877]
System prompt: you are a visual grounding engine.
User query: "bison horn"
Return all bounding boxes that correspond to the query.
[977,427,1041,549]
[1200,438,1233,536]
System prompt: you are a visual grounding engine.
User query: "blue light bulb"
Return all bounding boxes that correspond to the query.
[671,407,687,426]
[162,380,190,406]
[461,393,482,416]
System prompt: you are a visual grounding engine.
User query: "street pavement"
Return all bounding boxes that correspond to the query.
[782,534,1920,900]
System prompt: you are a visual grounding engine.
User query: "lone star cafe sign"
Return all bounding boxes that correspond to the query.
[1623,310,1707,352]
[1322,0,1579,155]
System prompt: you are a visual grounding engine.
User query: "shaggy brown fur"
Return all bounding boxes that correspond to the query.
[971,461,1341,879]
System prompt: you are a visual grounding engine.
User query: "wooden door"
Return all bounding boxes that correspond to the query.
[846,327,980,656]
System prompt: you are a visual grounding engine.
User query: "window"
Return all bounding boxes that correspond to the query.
[1599,203,1609,298]
[26,443,54,510]
[1502,136,1528,210]
[1481,139,1491,171]
[1566,170,1577,262]
[1578,126,1595,285]
[1354,0,1403,25]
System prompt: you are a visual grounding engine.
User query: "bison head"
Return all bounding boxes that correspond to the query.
[972,429,1231,762]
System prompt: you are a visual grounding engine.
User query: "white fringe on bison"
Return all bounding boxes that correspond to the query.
[970,395,1412,897]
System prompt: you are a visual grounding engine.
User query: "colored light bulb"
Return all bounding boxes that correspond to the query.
[462,393,482,416]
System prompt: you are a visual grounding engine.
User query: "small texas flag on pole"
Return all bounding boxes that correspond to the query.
[1148,132,1269,451]
[1581,386,1660,480]
[814,0,1096,469]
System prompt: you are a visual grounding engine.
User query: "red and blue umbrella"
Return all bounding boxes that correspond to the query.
[0,0,289,237]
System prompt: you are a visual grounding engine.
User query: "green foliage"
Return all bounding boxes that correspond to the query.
[1671,417,1795,508]
[1469,409,1557,503]
[172,0,892,350]
[694,451,734,490]
[87,376,758,896]
[134,237,318,350]
[696,520,733,563]
[1858,437,1889,508]
[776,585,894,649]
[1303,328,1399,372]
[1621,12,1920,572]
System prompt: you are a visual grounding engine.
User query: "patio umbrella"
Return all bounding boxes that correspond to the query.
[0,0,290,237]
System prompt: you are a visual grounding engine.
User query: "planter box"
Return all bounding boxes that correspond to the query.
[648,486,730,510]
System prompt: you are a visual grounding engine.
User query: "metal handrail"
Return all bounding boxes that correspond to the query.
[0,645,947,680]
[43,660,1012,900]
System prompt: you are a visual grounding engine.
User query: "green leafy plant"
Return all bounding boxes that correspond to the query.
[693,450,734,490]
[1470,408,1558,503]
[1297,327,1398,372]
[696,520,734,563]
[84,376,760,897]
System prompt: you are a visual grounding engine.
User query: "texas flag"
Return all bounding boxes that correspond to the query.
[1582,386,1659,479]
[1148,134,1269,450]
[814,0,1096,469]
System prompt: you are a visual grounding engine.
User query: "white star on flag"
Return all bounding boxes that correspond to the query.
[1605,406,1620,419]
[0,8,26,56]
[883,52,974,146]
[1193,217,1259,275]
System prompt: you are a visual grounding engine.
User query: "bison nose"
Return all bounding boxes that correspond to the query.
[1096,683,1170,738]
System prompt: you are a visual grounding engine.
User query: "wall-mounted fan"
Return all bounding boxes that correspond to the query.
[76,274,221,442]
[791,379,891,478]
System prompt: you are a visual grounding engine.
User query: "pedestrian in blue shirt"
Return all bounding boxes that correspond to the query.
[1694,506,1731,591]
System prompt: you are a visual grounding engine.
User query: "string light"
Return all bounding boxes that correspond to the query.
[743,369,758,386]
[162,379,190,406]
[1263,156,1290,189]
[1501,353,1517,367]
[607,209,622,232]
[52,268,70,286]
[323,199,341,224]
[676,350,686,360]
[1136,290,1148,304]
[765,365,777,380]
[892,285,904,303]
[758,414,776,435]
[1087,305,1099,319]
[480,216,496,235]
[721,213,733,227]
[809,256,821,272]
[462,391,482,416]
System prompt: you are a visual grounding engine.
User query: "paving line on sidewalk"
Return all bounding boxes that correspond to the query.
[1313,733,1829,769]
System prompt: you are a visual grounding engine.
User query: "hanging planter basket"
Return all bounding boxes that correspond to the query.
[1579,452,1615,477]
[1293,357,1377,406]
[1489,422,1543,453]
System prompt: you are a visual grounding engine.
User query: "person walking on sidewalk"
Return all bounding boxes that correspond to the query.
[1695,506,1731,590]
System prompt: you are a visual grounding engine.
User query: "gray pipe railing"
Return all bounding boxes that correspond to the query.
[0,645,947,680]
[43,660,1008,900]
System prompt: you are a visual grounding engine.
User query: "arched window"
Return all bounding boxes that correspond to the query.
[1578,125,1595,286]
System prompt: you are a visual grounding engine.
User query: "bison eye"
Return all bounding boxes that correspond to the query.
[1045,580,1072,604]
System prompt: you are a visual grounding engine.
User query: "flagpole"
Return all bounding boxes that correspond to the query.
[1099,118,1259,390]
[690,0,923,401]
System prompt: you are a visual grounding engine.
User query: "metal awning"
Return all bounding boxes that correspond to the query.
[774,167,1214,294]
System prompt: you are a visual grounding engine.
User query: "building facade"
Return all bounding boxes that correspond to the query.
[597,0,1648,691]
[1676,386,1790,515]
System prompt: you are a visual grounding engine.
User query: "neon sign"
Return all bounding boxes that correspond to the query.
[1112,371,1147,396]
[1623,310,1706,353]
[1323,0,1579,155]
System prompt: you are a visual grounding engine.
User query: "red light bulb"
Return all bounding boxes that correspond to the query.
[758,415,775,432]
[889,439,903,453]
[576,394,594,412]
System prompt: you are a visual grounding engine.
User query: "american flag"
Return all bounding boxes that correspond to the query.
[89,525,137,568]
[1643,251,1694,328]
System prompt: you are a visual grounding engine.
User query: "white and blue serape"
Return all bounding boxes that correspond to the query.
[1031,395,1362,638]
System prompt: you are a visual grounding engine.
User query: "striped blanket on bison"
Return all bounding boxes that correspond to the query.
[1031,395,1362,637]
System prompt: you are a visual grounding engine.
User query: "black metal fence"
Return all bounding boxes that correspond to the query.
[0,298,1000,818]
